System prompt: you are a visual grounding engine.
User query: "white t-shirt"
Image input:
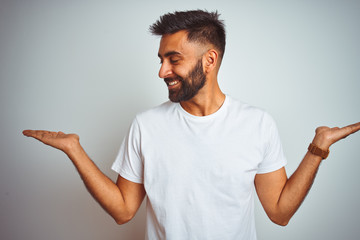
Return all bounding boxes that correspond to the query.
[112,95,287,240]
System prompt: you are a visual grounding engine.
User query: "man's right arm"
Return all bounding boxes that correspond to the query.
[22,130,146,224]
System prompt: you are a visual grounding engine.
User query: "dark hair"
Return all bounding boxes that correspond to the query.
[149,10,226,59]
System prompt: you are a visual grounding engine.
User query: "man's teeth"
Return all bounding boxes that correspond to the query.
[168,81,178,86]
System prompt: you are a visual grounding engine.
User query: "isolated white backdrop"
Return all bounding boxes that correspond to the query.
[1,0,359,239]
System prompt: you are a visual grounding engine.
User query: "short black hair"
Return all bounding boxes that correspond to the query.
[149,10,226,59]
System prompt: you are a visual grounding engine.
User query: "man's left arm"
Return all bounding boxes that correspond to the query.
[254,122,360,226]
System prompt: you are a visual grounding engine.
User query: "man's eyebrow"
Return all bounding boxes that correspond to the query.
[158,51,182,58]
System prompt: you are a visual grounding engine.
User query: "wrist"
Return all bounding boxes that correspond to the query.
[308,142,329,159]
[63,137,82,155]
[311,133,331,150]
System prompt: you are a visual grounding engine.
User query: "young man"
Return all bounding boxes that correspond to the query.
[23,10,360,240]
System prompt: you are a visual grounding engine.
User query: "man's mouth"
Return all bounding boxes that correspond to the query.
[168,80,179,86]
[165,78,181,88]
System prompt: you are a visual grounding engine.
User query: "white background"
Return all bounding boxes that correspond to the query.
[1,0,359,239]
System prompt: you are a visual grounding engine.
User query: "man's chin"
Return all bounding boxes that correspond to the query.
[168,87,199,102]
[168,90,181,103]
[168,96,181,103]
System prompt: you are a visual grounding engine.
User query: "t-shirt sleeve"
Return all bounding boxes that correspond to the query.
[111,117,144,184]
[257,112,287,174]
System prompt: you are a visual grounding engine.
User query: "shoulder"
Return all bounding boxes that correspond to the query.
[225,96,279,134]
[134,100,177,123]
[226,95,269,120]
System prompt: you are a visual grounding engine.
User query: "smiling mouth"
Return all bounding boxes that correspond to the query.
[167,80,179,86]
[165,78,181,88]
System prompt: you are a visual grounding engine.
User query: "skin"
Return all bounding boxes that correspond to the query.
[158,30,225,116]
[21,130,146,224]
[164,57,206,102]
[23,30,360,226]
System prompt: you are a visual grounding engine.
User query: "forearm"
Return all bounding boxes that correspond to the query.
[64,143,131,223]
[272,129,333,224]
[256,122,360,226]
[275,151,323,225]
[22,130,143,224]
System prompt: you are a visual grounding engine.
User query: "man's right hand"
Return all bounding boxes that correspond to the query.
[22,130,80,153]
[22,129,146,224]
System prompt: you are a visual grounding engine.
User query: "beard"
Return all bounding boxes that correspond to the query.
[165,59,206,103]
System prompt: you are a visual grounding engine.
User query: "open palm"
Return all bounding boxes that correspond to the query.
[23,130,80,153]
[313,122,360,150]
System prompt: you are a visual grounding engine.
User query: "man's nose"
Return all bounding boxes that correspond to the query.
[158,62,172,79]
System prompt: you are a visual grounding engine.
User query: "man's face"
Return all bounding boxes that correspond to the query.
[165,58,206,102]
[158,31,207,102]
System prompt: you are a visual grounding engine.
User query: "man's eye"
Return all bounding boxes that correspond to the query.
[170,59,179,64]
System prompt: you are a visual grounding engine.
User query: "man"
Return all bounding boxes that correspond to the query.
[23,10,360,239]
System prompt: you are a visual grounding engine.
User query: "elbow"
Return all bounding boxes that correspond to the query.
[271,218,289,227]
[115,219,130,225]
[115,217,131,225]
[114,212,135,225]
[269,214,291,227]
[265,206,293,226]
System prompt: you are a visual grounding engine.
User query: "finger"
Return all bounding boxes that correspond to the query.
[333,122,360,141]
[22,130,54,140]
[346,122,360,133]
[23,130,40,137]
[341,122,360,136]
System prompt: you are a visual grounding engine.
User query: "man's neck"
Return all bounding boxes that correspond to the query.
[179,84,225,117]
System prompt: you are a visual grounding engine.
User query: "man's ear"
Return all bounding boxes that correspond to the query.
[203,49,218,73]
